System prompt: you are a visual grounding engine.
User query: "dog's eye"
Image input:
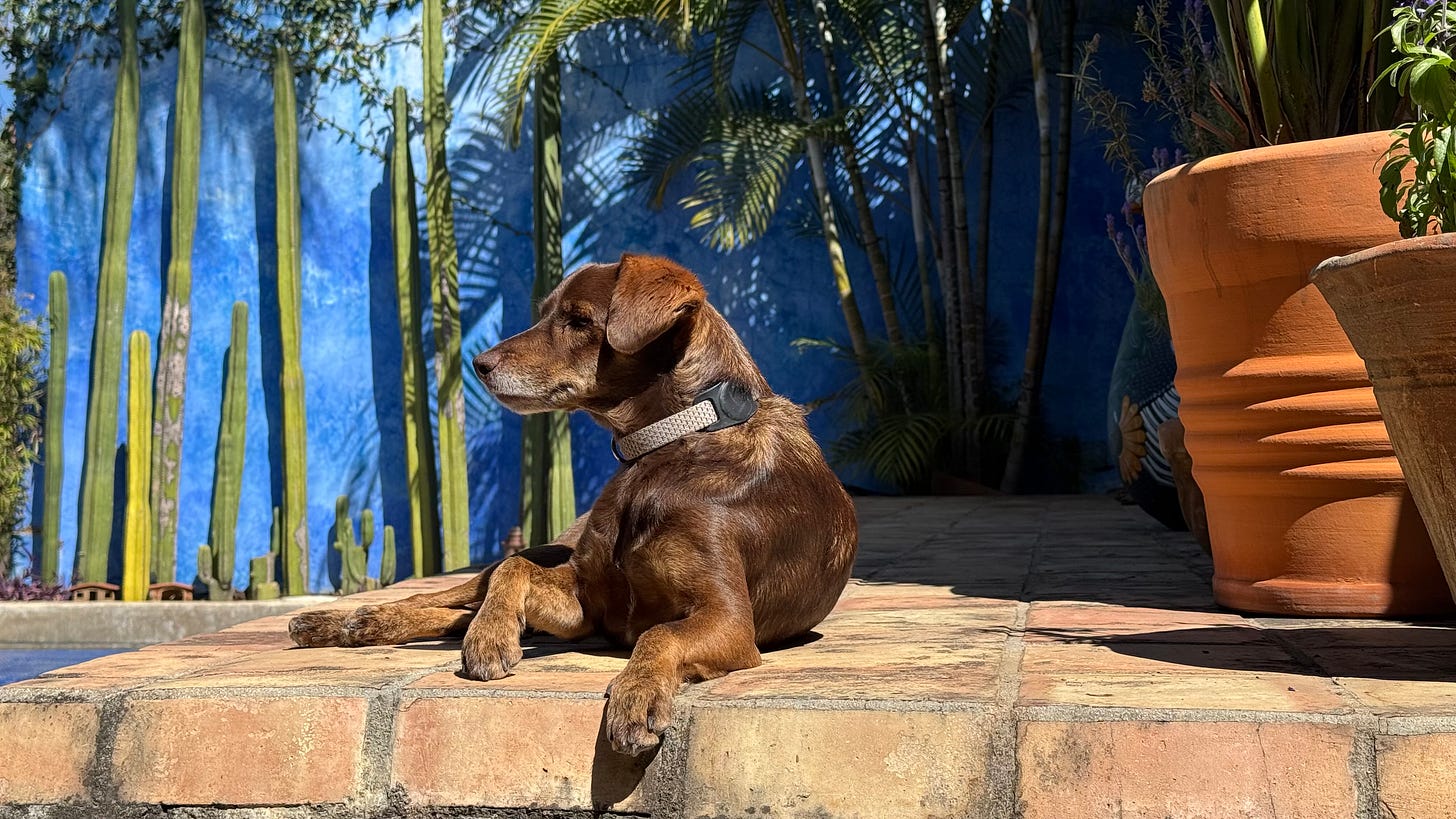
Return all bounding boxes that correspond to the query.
[564,314,594,330]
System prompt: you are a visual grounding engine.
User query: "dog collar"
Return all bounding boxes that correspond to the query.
[612,381,758,462]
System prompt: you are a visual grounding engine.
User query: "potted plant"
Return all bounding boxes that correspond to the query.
[1313,1,1456,601]
[1143,1,1454,616]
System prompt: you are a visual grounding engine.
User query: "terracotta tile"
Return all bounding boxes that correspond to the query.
[3,647,250,693]
[392,694,657,810]
[1018,721,1357,819]
[701,610,1006,702]
[111,696,368,804]
[1335,676,1456,715]
[1376,733,1456,817]
[138,643,458,691]
[1018,672,1348,713]
[1025,603,1259,642]
[1020,639,1312,676]
[0,702,99,803]
[684,706,988,819]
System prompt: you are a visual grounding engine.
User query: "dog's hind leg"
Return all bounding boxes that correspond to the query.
[458,557,589,681]
[289,536,581,648]
[290,605,474,647]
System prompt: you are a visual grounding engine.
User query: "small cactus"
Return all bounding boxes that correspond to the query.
[196,543,228,600]
[246,506,282,600]
[381,525,397,587]
[333,495,371,596]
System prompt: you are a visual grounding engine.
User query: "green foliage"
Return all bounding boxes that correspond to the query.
[39,271,66,583]
[1378,2,1456,236]
[121,330,152,602]
[1206,0,1400,147]
[795,338,1011,491]
[0,294,43,572]
[149,0,205,585]
[203,302,248,598]
[274,44,309,596]
[627,85,818,251]
[76,0,139,583]
[6,0,410,160]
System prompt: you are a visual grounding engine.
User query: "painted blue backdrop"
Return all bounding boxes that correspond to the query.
[15,6,1154,591]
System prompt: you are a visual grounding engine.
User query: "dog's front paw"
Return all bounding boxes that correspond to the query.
[604,670,676,755]
[459,619,523,681]
[288,609,349,647]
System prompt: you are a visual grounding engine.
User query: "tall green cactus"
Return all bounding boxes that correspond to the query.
[75,0,139,583]
[246,506,281,600]
[422,0,471,571]
[121,331,151,601]
[332,495,372,596]
[201,301,247,598]
[40,270,67,584]
[149,0,205,583]
[521,54,576,547]
[274,44,309,595]
[381,524,397,587]
[389,87,442,579]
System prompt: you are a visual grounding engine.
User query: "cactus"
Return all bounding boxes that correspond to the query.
[201,301,247,599]
[76,0,139,583]
[274,44,309,595]
[381,524,397,587]
[422,0,471,571]
[389,87,442,579]
[521,54,576,546]
[196,543,227,600]
[149,0,205,583]
[40,270,67,584]
[332,495,373,596]
[121,331,152,601]
[246,506,282,600]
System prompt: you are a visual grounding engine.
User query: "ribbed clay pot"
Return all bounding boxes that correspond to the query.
[1143,132,1453,617]
[1313,233,1456,602]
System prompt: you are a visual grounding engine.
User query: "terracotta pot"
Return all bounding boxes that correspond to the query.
[1143,132,1453,617]
[1313,233,1456,602]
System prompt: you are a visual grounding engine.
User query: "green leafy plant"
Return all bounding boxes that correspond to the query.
[795,338,1012,492]
[1206,0,1401,147]
[1378,1,1456,236]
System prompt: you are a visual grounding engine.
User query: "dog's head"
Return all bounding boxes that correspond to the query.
[472,253,713,415]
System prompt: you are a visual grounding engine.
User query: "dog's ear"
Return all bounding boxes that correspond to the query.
[605,253,706,354]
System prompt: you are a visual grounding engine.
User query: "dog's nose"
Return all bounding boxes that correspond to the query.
[472,349,501,380]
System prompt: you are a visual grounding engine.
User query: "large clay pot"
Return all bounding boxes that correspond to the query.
[1313,233,1456,602]
[1143,132,1453,617]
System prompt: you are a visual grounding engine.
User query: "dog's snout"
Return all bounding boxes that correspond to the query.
[473,349,502,380]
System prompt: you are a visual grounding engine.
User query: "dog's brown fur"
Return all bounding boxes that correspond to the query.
[288,254,858,754]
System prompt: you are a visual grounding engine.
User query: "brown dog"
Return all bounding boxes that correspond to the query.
[288,253,858,754]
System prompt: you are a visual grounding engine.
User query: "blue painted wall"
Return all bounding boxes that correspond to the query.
[14,8,1152,590]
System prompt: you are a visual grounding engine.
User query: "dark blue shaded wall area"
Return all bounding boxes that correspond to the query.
[15,7,1155,590]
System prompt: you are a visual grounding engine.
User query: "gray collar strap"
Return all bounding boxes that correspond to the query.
[612,381,759,462]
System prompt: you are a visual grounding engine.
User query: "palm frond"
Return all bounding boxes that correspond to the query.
[627,83,811,250]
